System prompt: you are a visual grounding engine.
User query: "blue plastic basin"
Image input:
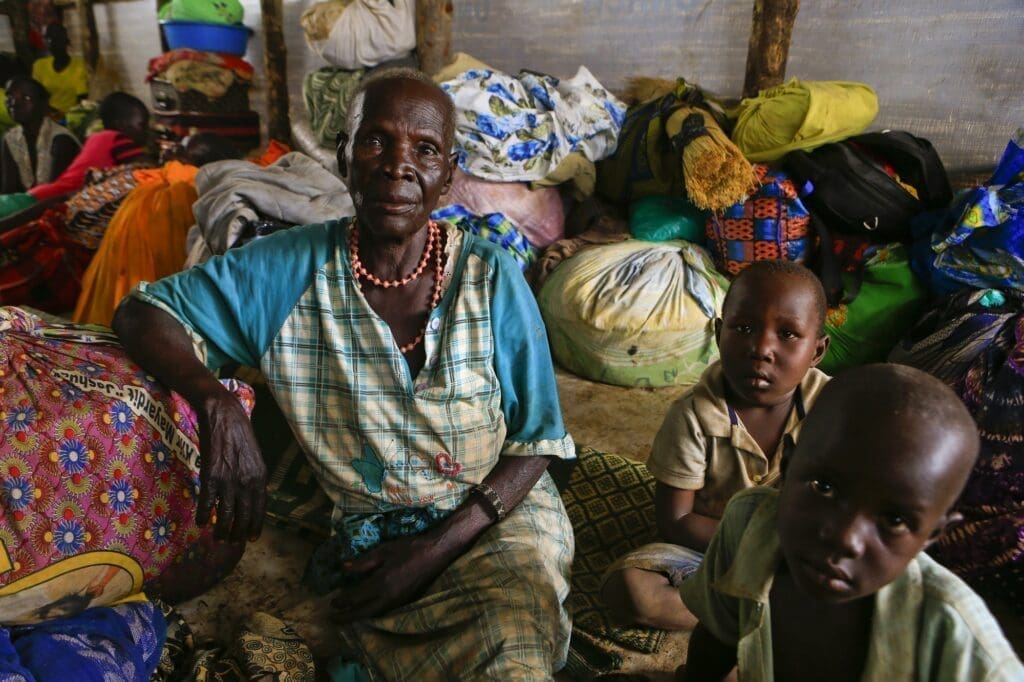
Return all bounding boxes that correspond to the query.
[160,20,252,56]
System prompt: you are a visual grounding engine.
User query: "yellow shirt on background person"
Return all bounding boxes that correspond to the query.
[31,55,89,113]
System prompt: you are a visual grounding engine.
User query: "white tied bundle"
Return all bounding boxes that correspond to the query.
[301,0,416,70]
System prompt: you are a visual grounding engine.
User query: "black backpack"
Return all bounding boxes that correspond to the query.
[784,130,953,243]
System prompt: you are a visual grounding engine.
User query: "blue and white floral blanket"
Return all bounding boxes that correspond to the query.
[440,67,626,183]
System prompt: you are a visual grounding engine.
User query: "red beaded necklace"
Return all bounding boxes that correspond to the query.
[350,220,439,288]
[349,221,445,353]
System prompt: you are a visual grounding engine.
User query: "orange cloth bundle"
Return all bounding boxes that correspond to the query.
[72,161,198,325]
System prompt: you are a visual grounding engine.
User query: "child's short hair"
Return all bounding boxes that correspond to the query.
[5,75,49,105]
[98,92,148,131]
[722,261,827,334]
[797,362,979,478]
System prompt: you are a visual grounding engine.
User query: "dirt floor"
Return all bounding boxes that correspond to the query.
[177,367,1023,680]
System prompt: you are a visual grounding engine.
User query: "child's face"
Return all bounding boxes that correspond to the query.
[715,274,827,409]
[776,421,963,604]
[5,84,44,125]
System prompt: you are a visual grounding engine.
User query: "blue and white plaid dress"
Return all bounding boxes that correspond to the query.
[133,219,576,678]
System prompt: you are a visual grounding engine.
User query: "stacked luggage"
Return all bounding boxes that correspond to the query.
[149,0,260,155]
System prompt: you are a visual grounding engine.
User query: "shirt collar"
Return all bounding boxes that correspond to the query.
[713,489,924,680]
[861,558,923,680]
[692,362,807,455]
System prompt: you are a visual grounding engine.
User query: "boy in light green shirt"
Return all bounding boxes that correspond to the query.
[679,364,1023,681]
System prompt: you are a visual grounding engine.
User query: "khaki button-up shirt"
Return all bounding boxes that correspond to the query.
[647,361,830,518]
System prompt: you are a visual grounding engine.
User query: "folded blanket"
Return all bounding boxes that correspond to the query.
[186,152,353,267]
[146,49,254,85]
[303,67,364,148]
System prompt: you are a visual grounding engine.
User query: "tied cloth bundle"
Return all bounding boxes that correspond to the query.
[624,77,755,212]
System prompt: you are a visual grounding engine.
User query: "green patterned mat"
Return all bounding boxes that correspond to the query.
[563,446,667,657]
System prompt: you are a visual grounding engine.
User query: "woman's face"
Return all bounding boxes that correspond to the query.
[343,79,455,243]
[6,83,44,125]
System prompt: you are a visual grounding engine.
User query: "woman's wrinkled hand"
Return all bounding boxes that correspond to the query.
[330,534,451,623]
[195,388,266,542]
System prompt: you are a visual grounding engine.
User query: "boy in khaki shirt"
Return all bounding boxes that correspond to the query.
[679,364,1023,681]
[603,261,830,630]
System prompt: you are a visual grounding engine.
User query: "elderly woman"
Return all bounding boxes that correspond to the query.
[112,69,576,678]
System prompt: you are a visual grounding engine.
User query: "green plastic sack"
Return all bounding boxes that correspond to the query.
[539,239,728,387]
[819,243,927,374]
[159,0,243,24]
[0,193,36,219]
[629,196,708,244]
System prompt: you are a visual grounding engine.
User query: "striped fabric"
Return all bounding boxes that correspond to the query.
[432,203,538,271]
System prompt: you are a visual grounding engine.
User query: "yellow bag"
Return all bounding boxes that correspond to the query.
[731,78,878,162]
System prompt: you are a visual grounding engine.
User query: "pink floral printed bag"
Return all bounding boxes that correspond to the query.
[0,307,253,624]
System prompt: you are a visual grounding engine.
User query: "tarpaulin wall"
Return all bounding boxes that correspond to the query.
[0,0,1019,172]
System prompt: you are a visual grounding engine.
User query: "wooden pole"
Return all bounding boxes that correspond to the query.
[260,0,292,146]
[3,0,35,69]
[742,0,799,99]
[416,0,453,77]
[156,0,169,52]
[77,0,99,70]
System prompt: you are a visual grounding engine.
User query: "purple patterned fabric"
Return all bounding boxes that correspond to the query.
[893,290,1024,577]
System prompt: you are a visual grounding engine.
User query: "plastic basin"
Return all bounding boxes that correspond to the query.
[160,20,252,56]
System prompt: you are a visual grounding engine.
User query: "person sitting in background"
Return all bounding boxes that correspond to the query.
[31,22,88,115]
[678,364,1023,681]
[1,76,79,193]
[0,54,29,135]
[159,131,241,167]
[603,261,830,630]
[0,91,149,222]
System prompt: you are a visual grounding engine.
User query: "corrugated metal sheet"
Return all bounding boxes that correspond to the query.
[1,0,1020,171]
